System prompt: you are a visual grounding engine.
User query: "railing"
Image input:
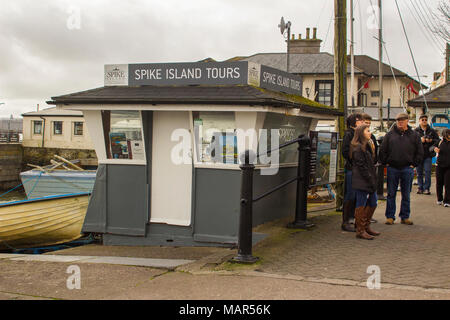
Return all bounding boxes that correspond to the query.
[232,134,314,263]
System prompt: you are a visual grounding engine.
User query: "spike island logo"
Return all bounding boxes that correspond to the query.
[104,64,128,85]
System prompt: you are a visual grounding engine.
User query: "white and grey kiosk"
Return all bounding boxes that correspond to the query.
[49,61,341,247]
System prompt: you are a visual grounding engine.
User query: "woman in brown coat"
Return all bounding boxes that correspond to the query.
[350,124,381,240]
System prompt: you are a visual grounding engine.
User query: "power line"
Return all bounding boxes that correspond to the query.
[418,0,448,45]
[403,0,443,54]
[394,0,429,113]
[411,0,445,49]
[408,0,444,51]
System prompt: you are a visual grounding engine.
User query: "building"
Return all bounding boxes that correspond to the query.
[21,106,94,149]
[408,82,450,132]
[48,61,342,247]
[226,27,425,127]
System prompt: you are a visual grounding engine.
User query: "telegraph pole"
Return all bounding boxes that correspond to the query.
[334,0,347,210]
[350,0,355,109]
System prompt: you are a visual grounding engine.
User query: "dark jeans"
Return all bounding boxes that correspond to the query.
[385,166,414,220]
[417,157,432,191]
[355,189,377,208]
[436,166,450,204]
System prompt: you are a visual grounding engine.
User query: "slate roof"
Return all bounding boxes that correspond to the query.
[237,52,361,74]
[408,82,450,108]
[48,85,343,116]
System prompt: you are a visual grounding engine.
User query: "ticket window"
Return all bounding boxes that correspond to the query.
[101,110,145,160]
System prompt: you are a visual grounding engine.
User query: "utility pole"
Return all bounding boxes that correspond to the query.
[378,0,384,131]
[334,0,347,211]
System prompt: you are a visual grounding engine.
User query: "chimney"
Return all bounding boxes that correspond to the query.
[287,27,322,54]
[37,104,39,112]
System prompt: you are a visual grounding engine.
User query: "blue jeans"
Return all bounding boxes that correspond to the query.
[416,157,432,191]
[355,190,377,208]
[385,166,414,220]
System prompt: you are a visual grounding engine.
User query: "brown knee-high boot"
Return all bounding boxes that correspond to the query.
[364,206,380,236]
[355,207,374,240]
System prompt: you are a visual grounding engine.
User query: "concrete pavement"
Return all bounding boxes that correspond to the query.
[1,176,450,300]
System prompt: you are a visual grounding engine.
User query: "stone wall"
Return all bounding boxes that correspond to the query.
[0,144,23,190]
[22,147,97,169]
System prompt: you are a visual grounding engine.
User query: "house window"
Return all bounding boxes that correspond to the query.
[53,121,63,135]
[371,91,380,97]
[73,122,83,136]
[101,110,145,160]
[315,81,333,106]
[33,121,43,134]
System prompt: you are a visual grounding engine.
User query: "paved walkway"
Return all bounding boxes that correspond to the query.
[252,177,450,290]
[1,176,450,300]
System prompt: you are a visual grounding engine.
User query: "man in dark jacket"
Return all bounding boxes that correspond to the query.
[414,114,440,195]
[379,112,423,225]
[341,113,364,231]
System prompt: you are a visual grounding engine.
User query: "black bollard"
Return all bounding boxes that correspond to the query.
[232,150,259,264]
[288,135,315,229]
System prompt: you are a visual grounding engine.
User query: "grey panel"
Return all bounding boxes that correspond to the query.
[106,165,147,236]
[82,164,107,233]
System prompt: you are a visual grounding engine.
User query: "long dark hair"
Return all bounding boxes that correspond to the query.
[350,124,374,158]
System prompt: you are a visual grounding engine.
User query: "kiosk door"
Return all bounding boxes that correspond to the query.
[150,111,192,226]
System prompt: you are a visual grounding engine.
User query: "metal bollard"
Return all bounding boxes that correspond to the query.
[232,150,259,264]
[287,135,315,229]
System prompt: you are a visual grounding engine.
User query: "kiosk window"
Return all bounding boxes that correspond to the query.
[102,110,145,160]
[193,111,237,164]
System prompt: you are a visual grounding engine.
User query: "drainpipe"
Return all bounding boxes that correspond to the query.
[39,116,46,148]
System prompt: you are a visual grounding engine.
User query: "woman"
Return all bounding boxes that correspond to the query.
[350,124,380,240]
[434,129,450,207]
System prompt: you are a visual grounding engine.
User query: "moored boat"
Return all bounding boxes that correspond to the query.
[0,193,90,250]
[20,157,97,199]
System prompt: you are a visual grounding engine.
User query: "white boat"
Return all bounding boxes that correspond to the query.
[20,157,97,199]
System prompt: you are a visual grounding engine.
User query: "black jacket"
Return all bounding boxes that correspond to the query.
[352,144,377,193]
[414,125,440,159]
[342,128,355,170]
[379,124,423,169]
[437,139,450,168]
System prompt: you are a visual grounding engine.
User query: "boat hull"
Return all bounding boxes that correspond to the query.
[0,193,90,250]
[20,170,96,199]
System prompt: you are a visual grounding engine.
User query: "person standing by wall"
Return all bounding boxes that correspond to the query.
[350,124,380,240]
[415,114,440,195]
[435,129,450,207]
[341,113,364,232]
[379,113,423,225]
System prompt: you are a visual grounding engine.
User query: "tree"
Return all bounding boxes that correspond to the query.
[434,1,450,43]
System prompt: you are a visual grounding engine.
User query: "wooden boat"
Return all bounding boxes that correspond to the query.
[0,193,90,250]
[20,156,97,199]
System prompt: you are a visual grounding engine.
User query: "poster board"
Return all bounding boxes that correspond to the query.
[309,131,338,186]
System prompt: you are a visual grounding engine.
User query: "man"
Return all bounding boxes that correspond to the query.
[379,112,423,225]
[414,114,439,195]
[341,112,364,232]
[361,113,379,223]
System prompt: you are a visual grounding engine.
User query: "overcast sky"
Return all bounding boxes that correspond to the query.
[0,0,447,118]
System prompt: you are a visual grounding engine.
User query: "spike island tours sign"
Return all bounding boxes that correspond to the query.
[104,61,303,96]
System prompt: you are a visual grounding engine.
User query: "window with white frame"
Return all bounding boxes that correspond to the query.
[33,120,43,134]
[53,121,63,135]
[73,122,83,136]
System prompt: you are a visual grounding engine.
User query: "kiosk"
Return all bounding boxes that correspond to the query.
[49,61,342,247]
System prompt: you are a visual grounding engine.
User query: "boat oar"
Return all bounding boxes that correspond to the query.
[53,155,84,171]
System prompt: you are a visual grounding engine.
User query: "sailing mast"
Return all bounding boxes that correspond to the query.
[350,0,355,109]
[378,0,384,131]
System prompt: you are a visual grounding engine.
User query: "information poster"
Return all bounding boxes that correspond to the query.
[309,131,338,186]
[109,132,130,159]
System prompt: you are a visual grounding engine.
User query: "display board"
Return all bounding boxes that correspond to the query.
[309,131,338,186]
